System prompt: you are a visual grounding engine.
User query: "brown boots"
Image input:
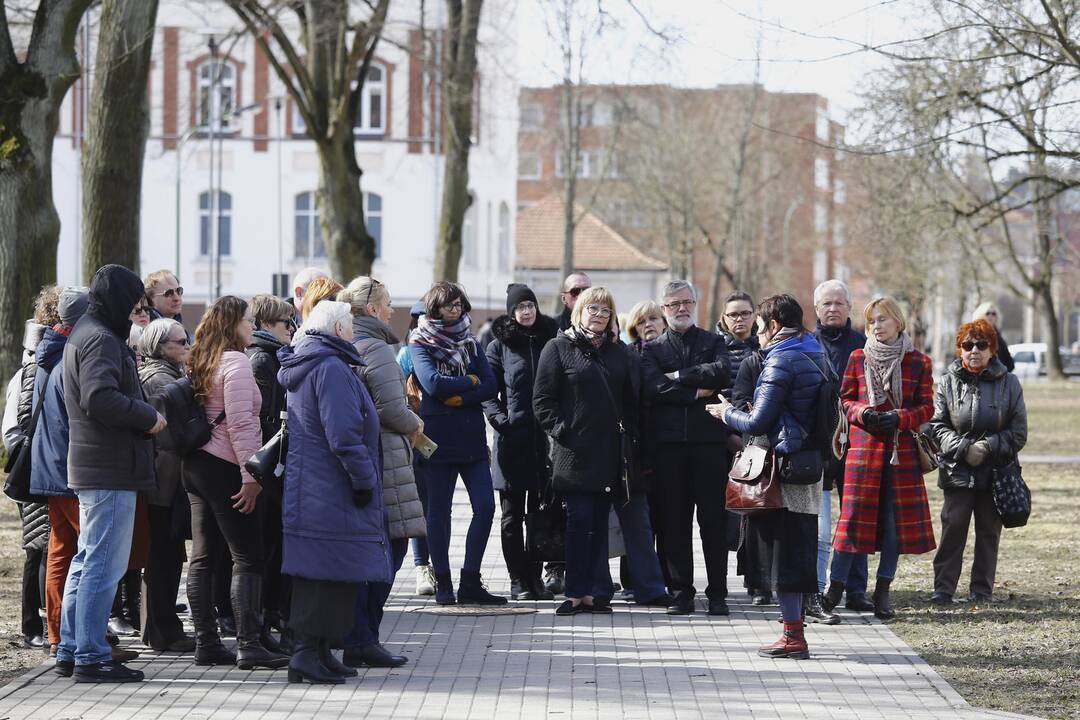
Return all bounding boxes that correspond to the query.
[758,621,810,660]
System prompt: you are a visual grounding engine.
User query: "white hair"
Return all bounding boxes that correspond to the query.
[662,280,697,301]
[293,267,329,298]
[971,301,1000,323]
[813,279,852,307]
[137,318,184,359]
[296,300,351,342]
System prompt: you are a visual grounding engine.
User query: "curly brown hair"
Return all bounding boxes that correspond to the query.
[188,296,249,401]
[33,284,62,327]
[955,318,998,356]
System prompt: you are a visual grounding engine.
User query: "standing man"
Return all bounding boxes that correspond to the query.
[642,281,732,616]
[556,272,591,331]
[813,279,873,615]
[144,271,184,322]
[58,265,167,683]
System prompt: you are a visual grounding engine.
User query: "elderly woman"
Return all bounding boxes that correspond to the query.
[278,301,391,684]
[708,294,828,659]
[930,319,1026,605]
[338,276,423,668]
[971,302,1014,373]
[825,296,936,621]
[137,319,197,652]
[534,287,639,616]
[625,300,665,353]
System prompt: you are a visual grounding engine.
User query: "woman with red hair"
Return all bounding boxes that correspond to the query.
[928,319,1027,606]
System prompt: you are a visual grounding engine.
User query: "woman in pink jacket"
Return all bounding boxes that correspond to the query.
[183,296,288,671]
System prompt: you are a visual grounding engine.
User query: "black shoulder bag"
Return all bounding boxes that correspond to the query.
[4,384,48,504]
[245,410,288,501]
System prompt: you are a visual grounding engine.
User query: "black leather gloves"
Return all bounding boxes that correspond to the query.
[353,489,373,508]
[862,409,899,435]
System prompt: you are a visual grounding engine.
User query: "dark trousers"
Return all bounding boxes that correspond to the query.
[425,460,495,575]
[933,487,1003,598]
[344,537,407,650]
[261,493,290,621]
[183,451,264,580]
[499,489,541,583]
[834,476,869,594]
[141,504,186,648]
[22,546,45,639]
[563,493,610,600]
[653,443,729,600]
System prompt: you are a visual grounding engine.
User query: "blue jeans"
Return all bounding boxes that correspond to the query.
[817,490,832,593]
[614,493,668,603]
[57,489,137,666]
[831,477,899,583]
[563,493,610,600]
[833,482,869,594]
[425,460,495,575]
[411,458,430,566]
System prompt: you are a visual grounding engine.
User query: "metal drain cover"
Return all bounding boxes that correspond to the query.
[410,605,538,616]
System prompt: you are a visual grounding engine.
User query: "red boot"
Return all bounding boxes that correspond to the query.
[758,621,810,659]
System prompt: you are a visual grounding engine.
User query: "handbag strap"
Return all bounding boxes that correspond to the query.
[592,358,628,435]
[24,380,48,444]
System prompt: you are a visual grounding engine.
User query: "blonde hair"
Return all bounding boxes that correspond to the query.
[300,276,343,320]
[971,301,1000,323]
[250,294,294,329]
[863,296,907,334]
[144,270,178,292]
[625,300,665,341]
[338,276,391,317]
[570,286,618,333]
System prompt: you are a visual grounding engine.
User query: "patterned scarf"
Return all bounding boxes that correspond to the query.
[568,323,608,349]
[409,312,477,376]
[863,332,913,409]
[764,325,802,349]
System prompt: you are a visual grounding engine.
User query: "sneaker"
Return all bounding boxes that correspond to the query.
[73,661,144,683]
[415,566,436,596]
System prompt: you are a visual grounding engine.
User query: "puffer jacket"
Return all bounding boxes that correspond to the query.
[716,327,760,379]
[351,314,425,541]
[199,351,263,484]
[483,313,558,491]
[246,331,286,443]
[30,327,75,498]
[930,358,1027,491]
[139,358,185,507]
[15,321,47,435]
[641,325,731,444]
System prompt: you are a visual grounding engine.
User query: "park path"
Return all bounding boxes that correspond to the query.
[0,492,1040,720]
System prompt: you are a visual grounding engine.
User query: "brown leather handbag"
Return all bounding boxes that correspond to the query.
[726,443,783,514]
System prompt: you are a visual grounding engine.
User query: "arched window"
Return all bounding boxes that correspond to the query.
[294,191,324,258]
[354,63,386,135]
[199,191,232,256]
[497,202,511,272]
[365,192,383,258]
[196,60,236,131]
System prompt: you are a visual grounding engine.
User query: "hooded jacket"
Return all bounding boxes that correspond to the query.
[139,358,185,506]
[30,327,76,498]
[278,331,392,584]
[483,313,559,491]
[63,265,158,492]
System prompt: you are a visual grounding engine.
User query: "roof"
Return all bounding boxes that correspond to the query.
[515,196,668,272]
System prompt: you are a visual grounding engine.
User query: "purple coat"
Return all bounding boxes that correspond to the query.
[277,331,392,584]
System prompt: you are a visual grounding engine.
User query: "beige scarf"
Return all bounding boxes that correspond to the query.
[863,332,913,464]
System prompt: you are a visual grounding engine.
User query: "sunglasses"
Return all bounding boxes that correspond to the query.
[155,287,184,299]
[133,306,150,316]
[163,337,190,347]
[364,278,383,307]
[961,340,991,351]
[565,286,589,298]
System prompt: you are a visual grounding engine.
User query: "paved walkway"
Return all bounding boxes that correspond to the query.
[0,493,1039,720]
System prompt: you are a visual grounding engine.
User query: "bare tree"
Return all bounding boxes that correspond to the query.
[81,0,160,278]
[226,0,390,281]
[0,0,93,379]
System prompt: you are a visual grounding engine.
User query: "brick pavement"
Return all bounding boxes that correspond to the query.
[0,492,1040,720]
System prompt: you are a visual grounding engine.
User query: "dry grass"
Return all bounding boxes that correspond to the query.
[0,500,50,686]
[1019,381,1080,456]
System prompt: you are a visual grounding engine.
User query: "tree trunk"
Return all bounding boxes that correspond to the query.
[316,132,372,280]
[1038,282,1065,380]
[554,76,577,316]
[81,0,159,279]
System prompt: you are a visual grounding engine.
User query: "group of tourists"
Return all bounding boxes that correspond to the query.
[0,262,1028,683]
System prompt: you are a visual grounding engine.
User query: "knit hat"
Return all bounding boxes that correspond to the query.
[58,287,90,326]
[505,283,538,315]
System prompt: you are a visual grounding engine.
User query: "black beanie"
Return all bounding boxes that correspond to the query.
[505,283,538,315]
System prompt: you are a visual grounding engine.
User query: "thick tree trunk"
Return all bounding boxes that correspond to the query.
[1038,282,1065,380]
[316,133,372,280]
[81,0,159,279]
[435,140,469,282]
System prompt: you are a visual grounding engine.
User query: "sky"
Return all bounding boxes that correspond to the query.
[516,0,918,122]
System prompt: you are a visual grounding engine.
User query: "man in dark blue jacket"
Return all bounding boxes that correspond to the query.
[813,279,873,614]
[642,281,732,616]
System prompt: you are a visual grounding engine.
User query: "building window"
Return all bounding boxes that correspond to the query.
[816,105,830,142]
[834,178,846,205]
[199,190,232,256]
[518,153,541,180]
[197,60,236,131]
[814,157,829,190]
[365,191,382,258]
[813,249,828,285]
[588,99,613,127]
[555,151,591,179]
[293,102,308,137]
[462,199,478,268]
[294,191,324,259]
[520,104,543,131]
[354,64,386,135]
[497,202,511,272]
[814,203,828,234]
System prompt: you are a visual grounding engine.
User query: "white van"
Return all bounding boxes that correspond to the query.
[1010,343,1080,377]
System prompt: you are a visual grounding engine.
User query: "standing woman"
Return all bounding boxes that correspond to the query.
[533,287,638,616]
[971,302,1014,373]
[410,282,504,605]
[930,320,1026,605]
[183,296,287,670]
[826,296,936,620]
[137,319,197,652]
[483,284,559,601]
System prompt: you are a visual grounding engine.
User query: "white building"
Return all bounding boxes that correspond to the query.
[51,0,519,325]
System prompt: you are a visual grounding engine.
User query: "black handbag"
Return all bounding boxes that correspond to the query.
[780,448,823,485]
[991,459,1030,528]
[244,411,288,501]
[525,482,565,561]
[4,384,47,504]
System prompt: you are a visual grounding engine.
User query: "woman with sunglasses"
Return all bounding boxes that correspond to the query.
[825,296,936,621]
[929,319,1026,606]
[410,282,504,605]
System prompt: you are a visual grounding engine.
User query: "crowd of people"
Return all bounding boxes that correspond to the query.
[0,263,1028,683]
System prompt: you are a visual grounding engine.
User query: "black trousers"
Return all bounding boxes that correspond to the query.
[261,493,290,620]
[499,489,541,582]
[653,443,729,600]
[22,546,45,639]
[141,504,187,648]
[183,451,264,580]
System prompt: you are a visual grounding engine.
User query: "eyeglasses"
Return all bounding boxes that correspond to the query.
[961,340,991,351]
[364,279,383,307]
[724,310,753,321]
[663,300,696,311]
[514,301,537,313]
[133,306,150,316]
[162,337,190,347]
[155,287,184,299]
[585,304,612,317]
[565,286,589,298]
[443,300,464,311]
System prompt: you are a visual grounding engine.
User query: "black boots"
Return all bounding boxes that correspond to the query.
[108,570,141,636]
[821,580,845,613]
[457,570,507,605]
[232,573,289,670]
[804,592,841,625]
[873,577,896,620]
[434,572,456,605]
[288,634,345,685]
[188,566,236,666]
[318,639,357,677]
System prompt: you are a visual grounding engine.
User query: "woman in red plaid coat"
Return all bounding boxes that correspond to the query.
[823,296,935,620]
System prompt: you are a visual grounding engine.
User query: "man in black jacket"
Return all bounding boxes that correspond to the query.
[58,265,167,683]
[813,279,873,615]
[642,281,732,616]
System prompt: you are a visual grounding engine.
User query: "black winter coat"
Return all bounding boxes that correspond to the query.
[814,319,865,491]
[995,328,1015,373]
[533,331,640,495]
[247,333,287,443]
[641,325,731,445]
[716,327,759,392]
[139,359,185,507]
[483,314,558,491]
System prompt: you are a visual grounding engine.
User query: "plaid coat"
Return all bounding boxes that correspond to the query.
[833,349,936,555]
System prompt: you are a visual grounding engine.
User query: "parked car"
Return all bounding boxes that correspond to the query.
[1010,343,1080,377]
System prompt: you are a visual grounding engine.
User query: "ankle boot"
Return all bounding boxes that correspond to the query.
[318,638,357,678]
[231,573,289,670]
[804,592,841,625]
[434,572,456,605]
[821,580,845,613]
[188,566,236,666]
[457,570,508,606]
[873,577,896,620]
[287,634,344,685]
[758,621,810,659]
